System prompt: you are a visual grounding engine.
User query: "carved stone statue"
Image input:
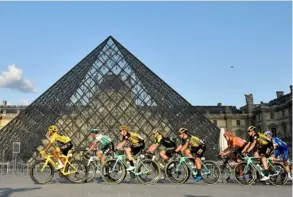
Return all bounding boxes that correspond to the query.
[245,94,254,105]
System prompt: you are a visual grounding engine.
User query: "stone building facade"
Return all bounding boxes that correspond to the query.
[1,86,292,150]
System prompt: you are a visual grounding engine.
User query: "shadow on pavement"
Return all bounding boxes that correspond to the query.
[0,187,41,197]
[185,195,212,197]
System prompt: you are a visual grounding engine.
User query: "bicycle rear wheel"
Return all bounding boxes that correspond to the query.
[65,160,88,183]
[269,163,288,185]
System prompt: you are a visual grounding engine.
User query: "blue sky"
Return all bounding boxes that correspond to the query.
[0,2,291,107]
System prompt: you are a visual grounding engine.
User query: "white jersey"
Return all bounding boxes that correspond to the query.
[95,134,112,146]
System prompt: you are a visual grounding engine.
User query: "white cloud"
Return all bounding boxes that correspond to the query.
[7,99,31,106]
[0,64,37,93]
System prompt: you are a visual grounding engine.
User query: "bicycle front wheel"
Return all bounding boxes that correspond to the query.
[136,159,161,184]
[201,160,221,184]
[86,162,97,183]
[101,159,126,184]
[29,160,54,184]
[233,162,257,185]
[165,160,190,184]
[65,160,88,183]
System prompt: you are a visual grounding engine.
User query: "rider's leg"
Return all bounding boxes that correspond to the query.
[160,150,169,161]
[125,147,135,166]
[97,151,106,165]
[53,148,64,169]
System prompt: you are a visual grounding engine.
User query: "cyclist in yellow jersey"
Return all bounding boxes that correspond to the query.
[40,125,73,169]
[241,126,273,181]
[175,128,206,182]
[116,125,145,171]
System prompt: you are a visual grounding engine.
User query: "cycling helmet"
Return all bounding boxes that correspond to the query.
[48,125,58,135]
[223,132,232,137]
[264,131,273,136]
[152,128,160,135]
[88,128,98,135]
[247,126,256,132]
[119,125,128,131]
[178,128,188,134]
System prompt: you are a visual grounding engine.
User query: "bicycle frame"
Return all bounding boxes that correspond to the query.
[40,150,78,176]
[176,156,211,176]
[242,157,280,177]
[109,153,151,176]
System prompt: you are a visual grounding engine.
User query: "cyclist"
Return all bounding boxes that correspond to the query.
[116,125,145,171]
[175,128,206,182]
[87,128,114,165]
[219,131,247,162]
[146,128,177,168]
[241,126,274,181]
[264,131,292,180]
[40,125,73,169]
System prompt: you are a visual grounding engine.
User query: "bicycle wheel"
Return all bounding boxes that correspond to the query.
[233,162,257,185]
[29,160,54,184]
[136,159,161,184]
[65,160,88,183]
[86,162,97,183]
[201,160,221,184]
[269,163,288,185]
[100,159,126,184]
[165,160,190,184]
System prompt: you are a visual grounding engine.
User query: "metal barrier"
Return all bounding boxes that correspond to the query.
[0,161,29,176]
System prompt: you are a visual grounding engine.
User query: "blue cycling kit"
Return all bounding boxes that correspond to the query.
[272,137,288,161]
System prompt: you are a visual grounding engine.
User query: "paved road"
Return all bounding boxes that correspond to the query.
[0,175,291,197]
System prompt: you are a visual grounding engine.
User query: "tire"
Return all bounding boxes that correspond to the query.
[86,162,97,183]
[65,160,88,183]
[100,159,126,184]
[269,163,288,186]
[30,160,54,184]
[136,159,161,185]
[201,160,221,184]
[164,160,190,184]
[233,162,257,185]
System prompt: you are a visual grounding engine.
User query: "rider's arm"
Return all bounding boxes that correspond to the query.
[88,142,97,152]
[241,142,250,153]
[175,145,182,153]
[43,142,52,152]
[116,140,126,150]
[147,144,159,153]
[43,134,56,152]
[180,142,189,153]
[246,140,256,153]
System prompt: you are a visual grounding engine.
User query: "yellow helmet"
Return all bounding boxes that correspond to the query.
[119,125,128,131]
[48,125,58,135]
[178,128,188,134]
[247,126,256,132]
[152,128,161,136]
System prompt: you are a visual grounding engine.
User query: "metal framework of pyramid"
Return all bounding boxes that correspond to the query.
[0,36,220,162]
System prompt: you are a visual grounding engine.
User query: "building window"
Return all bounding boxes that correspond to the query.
[282,110,285,117]
[235,130,243,138]
[236,120,241,126]
[213,120,217,126]
[283,124,287,138]
[270,112,274,119]
[271,128,277,136]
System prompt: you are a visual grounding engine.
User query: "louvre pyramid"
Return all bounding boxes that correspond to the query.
[0,36,220,161]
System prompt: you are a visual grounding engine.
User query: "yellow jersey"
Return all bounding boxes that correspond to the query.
[123,132,144,144]
[49,133,71,144]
